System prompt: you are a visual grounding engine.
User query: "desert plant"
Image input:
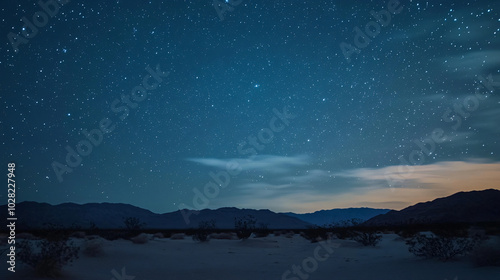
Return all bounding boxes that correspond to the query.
[352,230,382,246]
[192,220,216,242]
[337,218,363,227]
[406,233,480,261]
[301,226,329,243]
[83,238,104,257]
[17,225,79,277]
[254,223,270,238]
[330,219,361,240]
[234,215,256,239]
[123,217,146,231]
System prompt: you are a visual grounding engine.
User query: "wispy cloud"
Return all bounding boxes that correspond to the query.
[475,107,500,132]
[279,169,332,184]
[337,160,500,186]
[442,50,500,77]
[186,154,500,213]
[228,160,500,213]
[186,154,310,173]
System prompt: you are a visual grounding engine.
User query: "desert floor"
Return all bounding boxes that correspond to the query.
[1,233,499,280]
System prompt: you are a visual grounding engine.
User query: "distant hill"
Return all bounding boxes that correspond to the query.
[363,189,500,226]
[0,202,311,230]
[283,208,391,226]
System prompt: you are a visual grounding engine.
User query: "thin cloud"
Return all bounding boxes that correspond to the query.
[279,169,332,184]
[229,160,500,212]
[442,50,500,76]
[186,154,310,173]
[336,160,500,194]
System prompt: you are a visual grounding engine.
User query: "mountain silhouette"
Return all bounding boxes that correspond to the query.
[363,189,500,226]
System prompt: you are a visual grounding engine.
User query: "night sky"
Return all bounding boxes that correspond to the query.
[1,0,499,214]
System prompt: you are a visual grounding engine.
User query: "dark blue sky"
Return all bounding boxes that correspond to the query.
[2,0,499,214]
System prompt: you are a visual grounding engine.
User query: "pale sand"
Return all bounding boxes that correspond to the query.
[2,234,499,280]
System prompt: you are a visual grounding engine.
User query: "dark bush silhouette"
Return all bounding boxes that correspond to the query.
[301,226,330,243]
[123,217,146,231]
[406,233,479,261]
[352,230,382,246]
[17,224,79,277]
[254,223,270,238]
[330,219,362,240]
[234,215,256,239]
[192,220,216,242]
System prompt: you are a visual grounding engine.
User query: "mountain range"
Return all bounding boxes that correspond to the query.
[3,189,498,230]
[283,208,391,226]
[2,202,310,230]
[364,189,500,226]
[2,201,387,230]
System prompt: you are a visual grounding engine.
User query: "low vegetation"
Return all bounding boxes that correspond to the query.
[17,224,80,278]
[351,230,382,246]
[301,226,330,243]
[254,223,270,238]
[405,232,480,261]
[123,217,146,231]
[192,220,216,242]
[234,215,257,239]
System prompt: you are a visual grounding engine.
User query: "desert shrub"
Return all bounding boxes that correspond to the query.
[406,233,479,261]
[130,233,149,244]
[330,219,361,240]
[336,218,363,228]
[17,225,79,278]
[123,217,146,231]
[301,226,329,243]
[352,231,382,246]
[254,223,270,238]
[334,228,355,240]
[234,215,256,240]
[471,238,500,267]
[192,220,216,242]
[170,233,186,240]
[83,238,104,257]
[396,229,418,239]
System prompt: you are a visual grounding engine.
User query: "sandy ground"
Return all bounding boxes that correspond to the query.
[1,234,499,280]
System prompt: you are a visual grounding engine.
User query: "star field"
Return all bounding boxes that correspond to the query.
[1,0,499,213]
